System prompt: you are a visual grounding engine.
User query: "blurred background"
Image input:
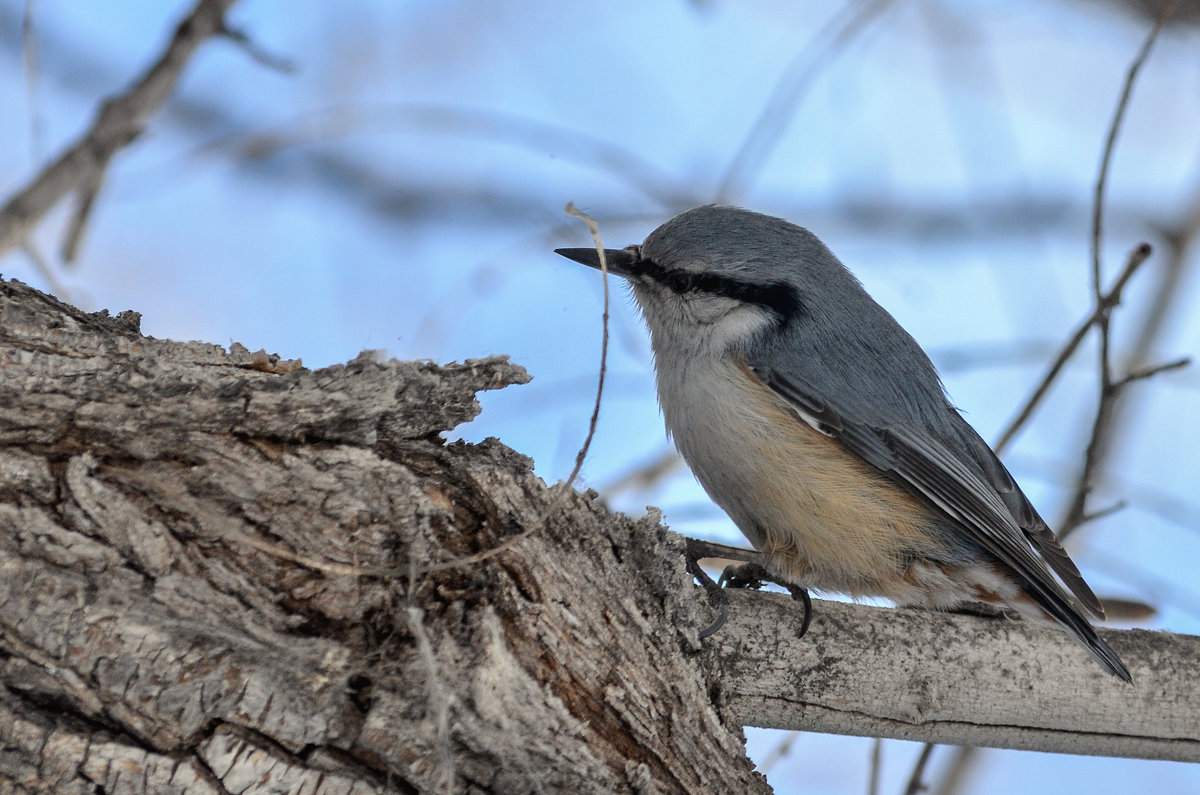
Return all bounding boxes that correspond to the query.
[1,1,1197,792]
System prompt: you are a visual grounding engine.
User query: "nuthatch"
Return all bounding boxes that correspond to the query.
[556,205,1130,682]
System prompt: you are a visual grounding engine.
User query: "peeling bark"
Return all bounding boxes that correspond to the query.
[3,276,1195,794]
[0,278,766,794]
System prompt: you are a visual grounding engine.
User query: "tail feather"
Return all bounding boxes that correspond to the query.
[1018,575,1132,683]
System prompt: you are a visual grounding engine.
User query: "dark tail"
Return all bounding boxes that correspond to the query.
[1025,577,1132,682]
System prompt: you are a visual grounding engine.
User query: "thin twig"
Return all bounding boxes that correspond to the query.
[867,737,882,795]
[1091,1,1174,306]
[0,0,242,262]
[419,524,540,575]
[1114,355,1190,388]
[995,1,1175,458]
[903,743,935,795]
[562,203,612,490]
[21,0,46,163]
[993,242,1152,454]
[1059,0,1178,539]
[716,0,894,202]
[402,205,617,578]
[1076,499,1128,527]
[219,23,297,73]
[1057,250,1157,537]
[406,606,456,793]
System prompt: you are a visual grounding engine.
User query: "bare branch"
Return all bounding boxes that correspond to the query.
[903,743,935,795]
[715,0,894,202]
[1114,355,1191,387]
[710,590,1200,761]
[994,242,1152,454]
[0,0,241,262]
[1091,0,1175,304]
[1058,0,1181,538]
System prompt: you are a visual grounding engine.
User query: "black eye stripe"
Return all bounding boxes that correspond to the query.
[636,258,802,321]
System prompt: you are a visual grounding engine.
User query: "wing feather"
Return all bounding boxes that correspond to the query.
[753,365,1103,621]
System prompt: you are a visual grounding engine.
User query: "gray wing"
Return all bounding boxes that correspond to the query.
[750,362,1105,622]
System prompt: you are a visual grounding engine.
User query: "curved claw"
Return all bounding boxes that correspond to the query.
[790,587,813,639]
[684,537,813,640]
[685,538,731,639]
[697,595,729,639]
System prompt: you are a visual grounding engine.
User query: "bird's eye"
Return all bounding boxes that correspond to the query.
[665,270,694,293]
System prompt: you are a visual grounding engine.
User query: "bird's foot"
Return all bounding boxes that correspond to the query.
[684,539,813,639]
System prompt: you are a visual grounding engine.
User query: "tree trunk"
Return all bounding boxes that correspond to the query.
[0,277,766,793]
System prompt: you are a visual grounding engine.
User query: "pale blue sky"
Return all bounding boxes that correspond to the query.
[2,1,1197,791]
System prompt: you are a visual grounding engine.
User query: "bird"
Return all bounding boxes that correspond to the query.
[555,204,1130,682]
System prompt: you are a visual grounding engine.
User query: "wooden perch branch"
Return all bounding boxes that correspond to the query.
[705,591,1199,761]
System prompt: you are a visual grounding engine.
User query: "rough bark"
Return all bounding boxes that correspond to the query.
[1,276,1196,795]
[705,590,1200,761]
[0,277,765,794]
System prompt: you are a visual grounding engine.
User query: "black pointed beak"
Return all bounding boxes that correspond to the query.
[554,246,639,278]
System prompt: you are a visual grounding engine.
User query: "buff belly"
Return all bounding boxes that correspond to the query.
[661,356,992,608]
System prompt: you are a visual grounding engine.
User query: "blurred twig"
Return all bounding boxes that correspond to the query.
[755,731,800,776]
[224,104,696,210]
[868,737,882,795]
[930,747,980,795]
[716,0,895,202]
[1060,0,1182,539]
[21,0,46,163]
[1085,548,1200,621]
[600,449,682,500]
[902,742,935,795]
[20,242,68,300]
[563,203,612,490]
[0,0,242,262]
[992,242,1153,455]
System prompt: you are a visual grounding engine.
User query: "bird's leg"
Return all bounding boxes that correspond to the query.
[684,538,813,639]
[684,540,737,639]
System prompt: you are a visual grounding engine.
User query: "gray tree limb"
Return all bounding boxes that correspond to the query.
[706,590,1199,761]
